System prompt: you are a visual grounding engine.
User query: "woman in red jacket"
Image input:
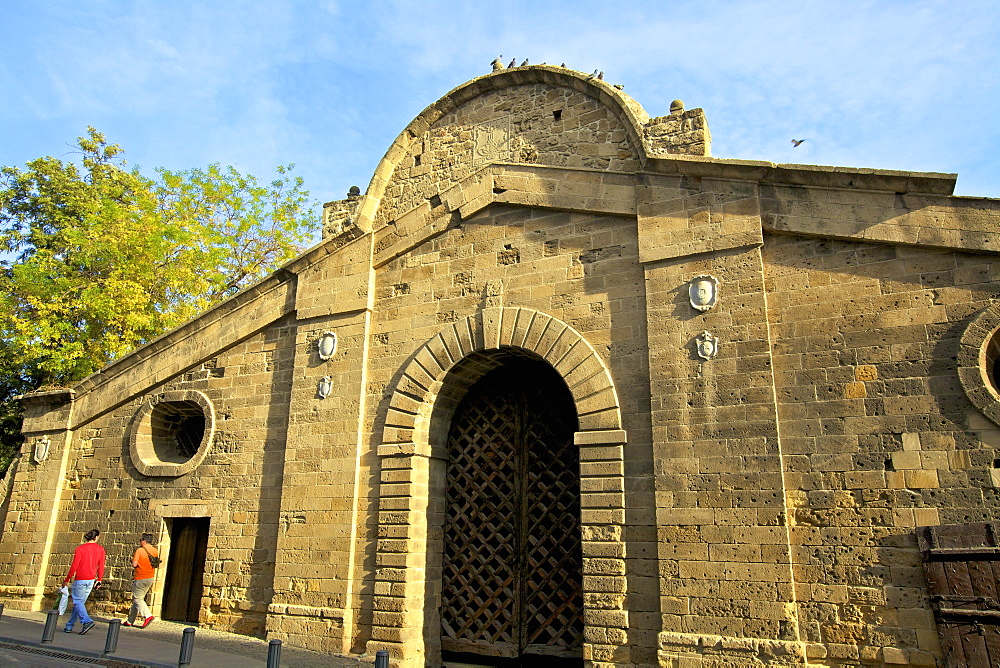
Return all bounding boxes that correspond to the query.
[62,529,105,634]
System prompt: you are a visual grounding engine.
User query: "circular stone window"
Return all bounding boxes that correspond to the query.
[128,390,216,476]
[958,304,1000,427]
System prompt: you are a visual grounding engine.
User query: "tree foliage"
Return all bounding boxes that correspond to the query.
[0,128,319,476]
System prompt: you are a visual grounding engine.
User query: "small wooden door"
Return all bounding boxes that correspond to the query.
[919,523,1000,666]
[441,358,583,665]
[162,517,210,623]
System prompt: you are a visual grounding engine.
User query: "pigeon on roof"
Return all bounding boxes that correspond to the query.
[508,58,517,68]
[491,55,504,71]
[520,59,529,66]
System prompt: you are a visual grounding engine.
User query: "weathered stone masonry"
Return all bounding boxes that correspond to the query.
[2,64,1000,666]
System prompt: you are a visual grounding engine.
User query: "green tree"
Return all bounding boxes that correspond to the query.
[0,128,319,477]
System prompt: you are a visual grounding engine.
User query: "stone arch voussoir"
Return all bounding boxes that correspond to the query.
[381,307,622,453]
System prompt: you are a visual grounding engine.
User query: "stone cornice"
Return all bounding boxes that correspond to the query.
[64,275,297,427]
[17,388,75,406]
[645,153,958,196]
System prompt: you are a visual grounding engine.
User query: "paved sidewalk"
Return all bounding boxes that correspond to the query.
[0,607,370,667]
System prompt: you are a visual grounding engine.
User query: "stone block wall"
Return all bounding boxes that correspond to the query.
[265,308,374,654]
[0,390,76,608]
[1,318,297,635]
[323,192,362,239]
[765,234,1000,665]
[268,232,376,651]
[644,104,711,157]
[645,244,804,665]
[361,205,657,663]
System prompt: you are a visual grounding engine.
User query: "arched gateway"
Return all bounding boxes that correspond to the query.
[6,63,994,668]
[369,307,629,667]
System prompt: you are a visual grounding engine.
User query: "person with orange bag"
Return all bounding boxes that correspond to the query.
[123,533,159,628]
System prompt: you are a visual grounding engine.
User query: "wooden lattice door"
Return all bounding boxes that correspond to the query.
[441,359,583,664]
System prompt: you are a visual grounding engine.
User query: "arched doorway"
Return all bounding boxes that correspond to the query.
[440,355,583,666]
[369,308,630,666]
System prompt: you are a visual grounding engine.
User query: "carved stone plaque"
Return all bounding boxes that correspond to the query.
[689,275,719,312]
[33,435,51,463]
[695,331,719,360]
[317,331,338,360]
[473,119,511,166]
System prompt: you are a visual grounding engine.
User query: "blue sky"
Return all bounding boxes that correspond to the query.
[2,0,998,222]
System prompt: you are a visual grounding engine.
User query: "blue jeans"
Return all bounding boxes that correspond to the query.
[65,579,95,629]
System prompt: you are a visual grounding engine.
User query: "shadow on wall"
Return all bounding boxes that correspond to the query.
[0,454,21,540]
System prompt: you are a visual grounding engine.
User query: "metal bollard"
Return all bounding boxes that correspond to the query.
[103,618,121,656]
[375,649,390,668]
[178,626,196,666]
[266,638,282,668]
[41,609,59,643]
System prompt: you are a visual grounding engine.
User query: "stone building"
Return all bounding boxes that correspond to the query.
[2,65,1000,667]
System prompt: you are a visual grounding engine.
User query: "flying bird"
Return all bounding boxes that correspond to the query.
[791,139,807,147]
[508,58,516,68]
[491,55,504,71]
